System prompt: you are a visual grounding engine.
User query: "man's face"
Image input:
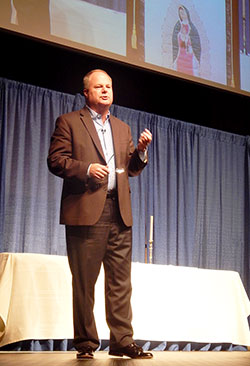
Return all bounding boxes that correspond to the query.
[84,71,113,112]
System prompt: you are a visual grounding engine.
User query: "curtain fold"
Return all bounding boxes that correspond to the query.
[0,339,246,352]
[0,77,249,297]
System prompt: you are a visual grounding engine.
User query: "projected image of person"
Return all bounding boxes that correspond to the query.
[172,5,201,76]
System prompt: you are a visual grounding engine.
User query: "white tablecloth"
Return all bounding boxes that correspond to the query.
[0,253,250,347]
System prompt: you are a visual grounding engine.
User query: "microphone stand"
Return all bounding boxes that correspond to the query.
[149,215,153,264]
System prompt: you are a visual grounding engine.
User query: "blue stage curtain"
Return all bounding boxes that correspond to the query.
[111,105,250,298]
[0,77,250,297]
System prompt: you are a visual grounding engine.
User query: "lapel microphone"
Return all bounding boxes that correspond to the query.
[101,129,107,150]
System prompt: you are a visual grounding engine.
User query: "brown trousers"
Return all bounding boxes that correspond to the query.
[66,197,133,351]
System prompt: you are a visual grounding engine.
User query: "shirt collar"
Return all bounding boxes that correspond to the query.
[86,105,110,125]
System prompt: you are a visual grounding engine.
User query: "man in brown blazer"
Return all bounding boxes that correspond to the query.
[48,69,152,359]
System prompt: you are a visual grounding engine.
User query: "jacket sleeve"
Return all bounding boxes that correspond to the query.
[127,125,147,177]
[47,115,89,183]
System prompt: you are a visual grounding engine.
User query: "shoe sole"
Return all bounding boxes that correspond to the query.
[109,352,153,359]
[109,352,123,357]
[76,355,94,360]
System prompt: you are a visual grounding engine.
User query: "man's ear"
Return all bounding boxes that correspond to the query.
[83,89,88,98]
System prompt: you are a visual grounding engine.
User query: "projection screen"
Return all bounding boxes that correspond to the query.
[0,0,249,96]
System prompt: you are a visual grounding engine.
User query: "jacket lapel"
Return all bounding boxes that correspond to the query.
[110,115,121,168]
[79,107,106,162]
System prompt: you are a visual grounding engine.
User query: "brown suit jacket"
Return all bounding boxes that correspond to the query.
[47,106,147,227]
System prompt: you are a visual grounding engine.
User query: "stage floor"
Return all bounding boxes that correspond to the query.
[0,351,250,366]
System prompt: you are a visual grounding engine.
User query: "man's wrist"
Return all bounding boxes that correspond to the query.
[87,164,92,176]
[138,149,147,163]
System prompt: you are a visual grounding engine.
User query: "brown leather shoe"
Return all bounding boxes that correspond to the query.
[109,342,153,359]
[76,346,94,359]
